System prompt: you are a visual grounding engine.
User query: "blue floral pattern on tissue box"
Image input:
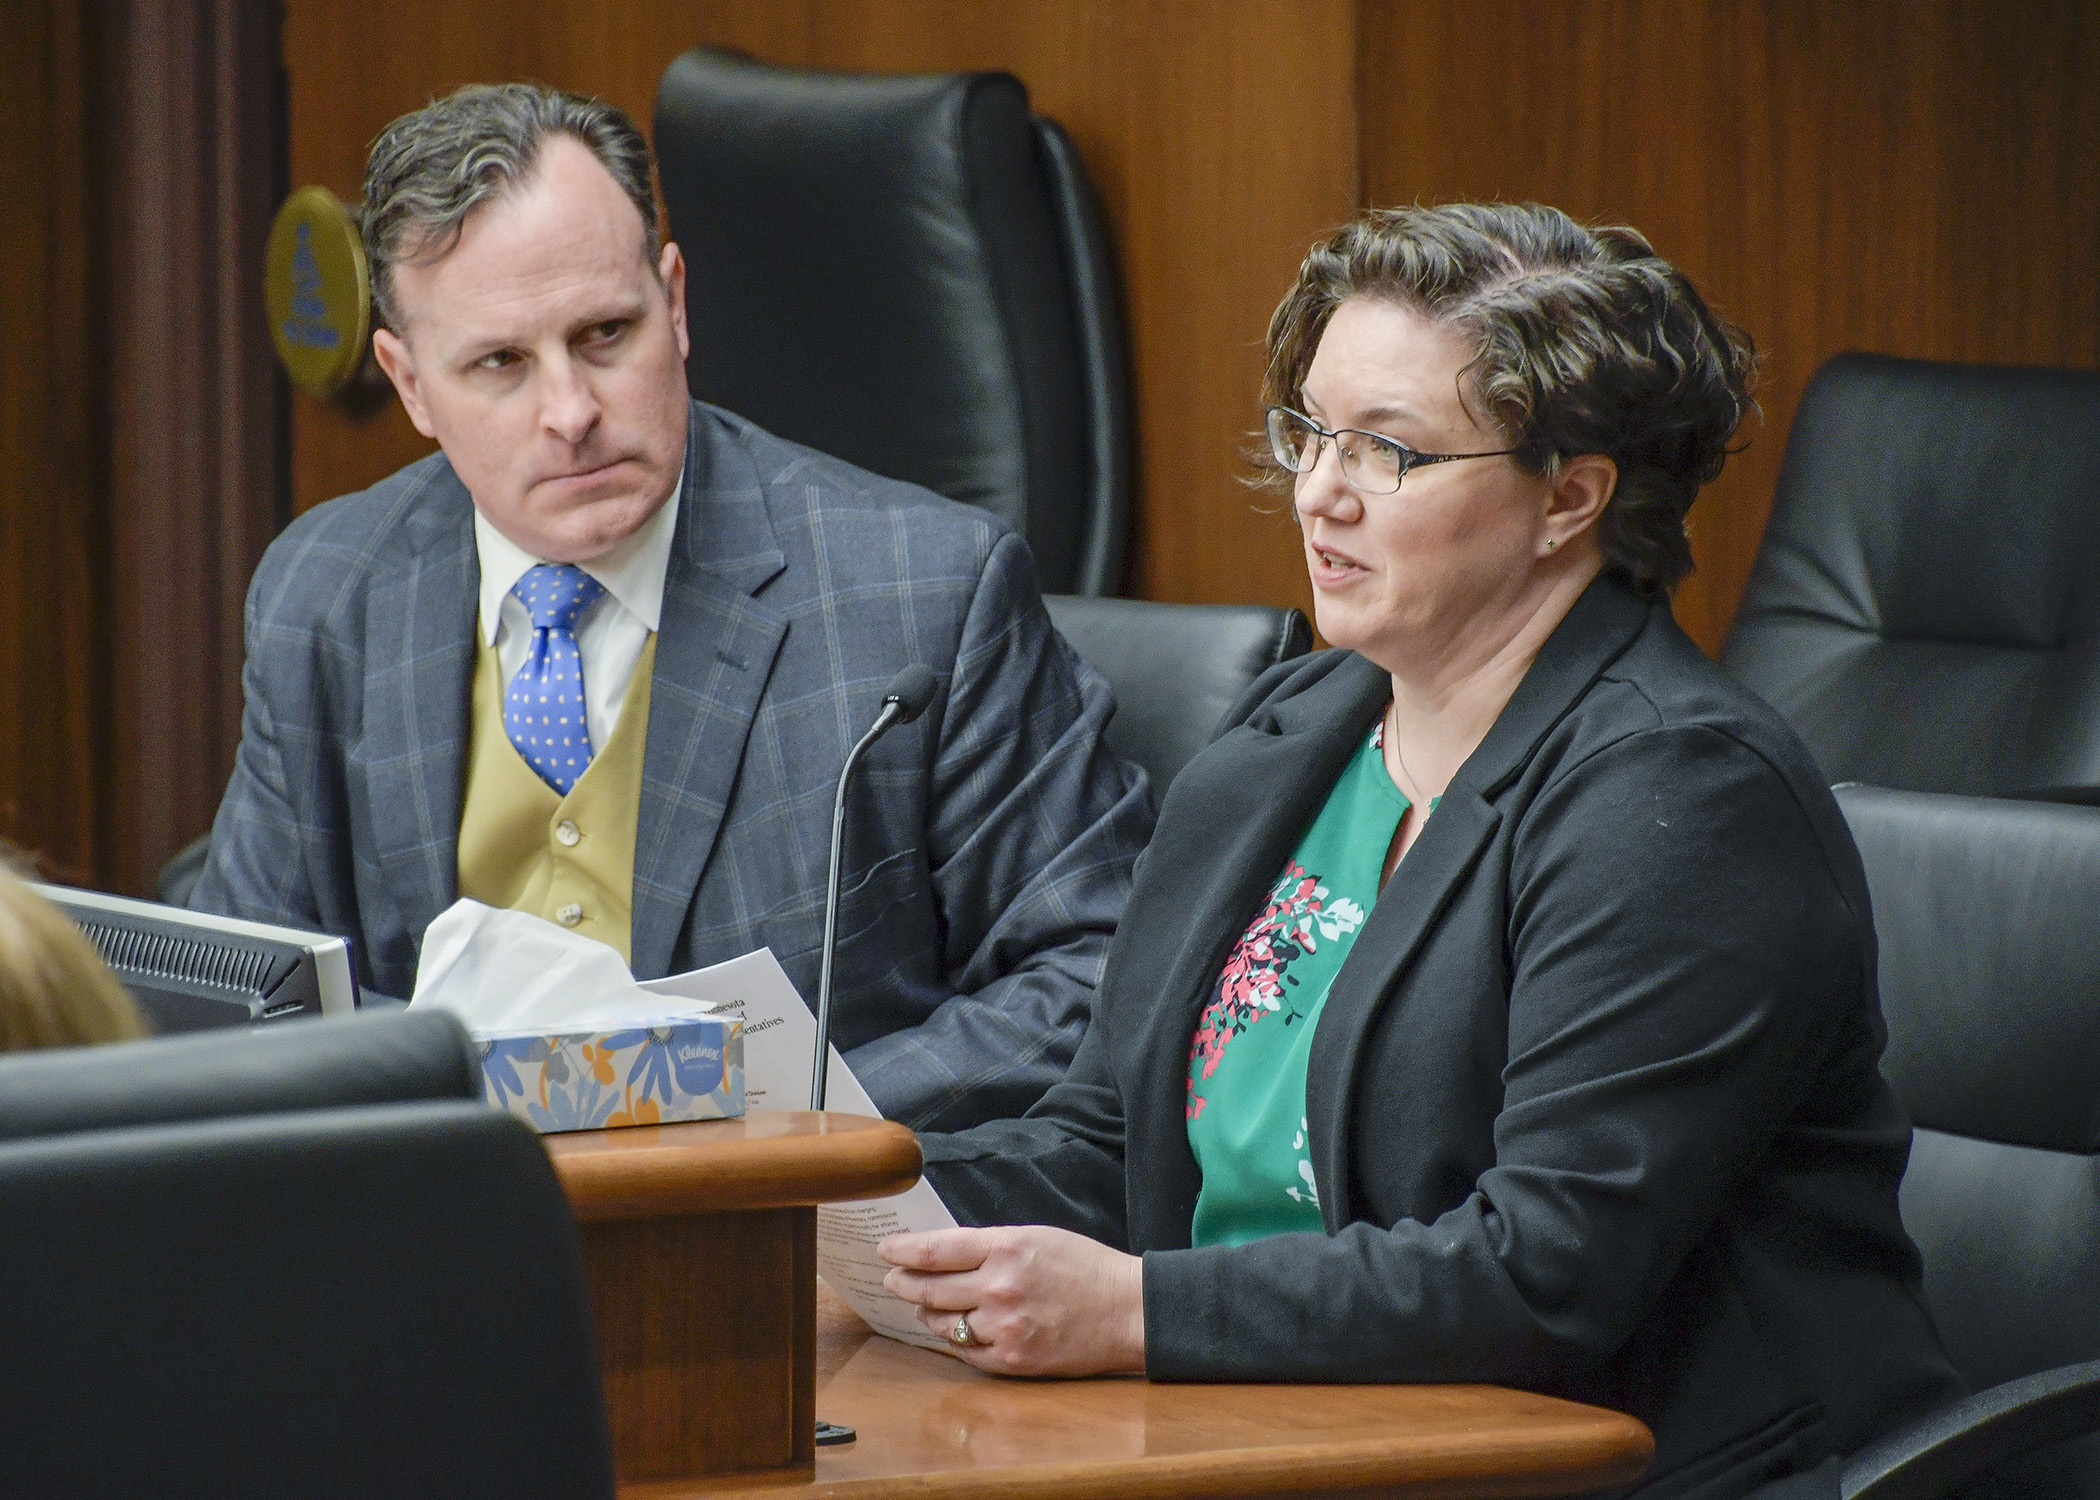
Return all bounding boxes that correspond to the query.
[476,1016,744,1133]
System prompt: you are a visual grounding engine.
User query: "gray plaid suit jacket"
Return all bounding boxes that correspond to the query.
[192,401,1153,1129]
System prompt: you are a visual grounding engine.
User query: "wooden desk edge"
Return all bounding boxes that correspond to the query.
[646,1410,1655,1499]
[548,1111,923,1220]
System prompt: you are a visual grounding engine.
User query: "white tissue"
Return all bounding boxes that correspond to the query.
[408,899,716,1034]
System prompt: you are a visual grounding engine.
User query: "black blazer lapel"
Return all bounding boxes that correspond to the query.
[1123,652,1390,1250]
[1461,577,1656,799]
[630,408,788,979]
[359,467,478,957]
[1304,575,1657,1229]
[1305,788,1502,1231]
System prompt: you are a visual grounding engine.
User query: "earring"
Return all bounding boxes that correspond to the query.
[1546,538,1557,550]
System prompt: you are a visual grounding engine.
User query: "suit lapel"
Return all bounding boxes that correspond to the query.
[360,464,478,954]
[629,407,788,979]
[1304,576,1657,1229]
[1304,788,1501,1230]
[1124,653,1390,1249]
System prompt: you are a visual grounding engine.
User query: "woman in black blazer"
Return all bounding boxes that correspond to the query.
[882,204,1962,1500]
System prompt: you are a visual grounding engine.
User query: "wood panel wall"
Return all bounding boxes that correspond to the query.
[283,0,2100,657]
[0,0,284,893]
[1359,0,2100,651]
[99,0,289,896]
[1,0,103,883]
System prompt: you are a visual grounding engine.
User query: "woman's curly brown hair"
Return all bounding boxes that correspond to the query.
[1260,203,1757,600]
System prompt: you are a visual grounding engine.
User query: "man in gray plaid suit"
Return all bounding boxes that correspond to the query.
[191,85,1151,1131]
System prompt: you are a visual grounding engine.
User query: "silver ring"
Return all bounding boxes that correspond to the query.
[950,1312,978,1348]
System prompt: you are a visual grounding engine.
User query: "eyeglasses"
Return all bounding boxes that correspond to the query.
[1264,405,1515,495]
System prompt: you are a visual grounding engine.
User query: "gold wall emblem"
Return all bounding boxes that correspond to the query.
[265,186,371,399]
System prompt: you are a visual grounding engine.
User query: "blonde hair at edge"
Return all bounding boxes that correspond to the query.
[0,860,147,1051]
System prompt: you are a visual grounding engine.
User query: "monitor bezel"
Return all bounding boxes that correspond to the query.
[32,883,358,1019]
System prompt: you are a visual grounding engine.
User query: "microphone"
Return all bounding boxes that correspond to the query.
[810,664,939,1110]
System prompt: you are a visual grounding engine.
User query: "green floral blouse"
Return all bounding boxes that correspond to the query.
[1184,718,1418,1248]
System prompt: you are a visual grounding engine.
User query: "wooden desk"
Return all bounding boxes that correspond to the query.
[546,1112,921,1486]
[551,1112,1651,1499]
[633,1291,1652,1500]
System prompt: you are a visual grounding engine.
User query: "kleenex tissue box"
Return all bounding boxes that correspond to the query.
[475,1014,744,1133]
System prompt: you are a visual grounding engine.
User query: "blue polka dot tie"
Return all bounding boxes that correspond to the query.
[505,564,605,796]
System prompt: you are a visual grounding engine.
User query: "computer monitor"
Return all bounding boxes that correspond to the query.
[33,884,359,1034]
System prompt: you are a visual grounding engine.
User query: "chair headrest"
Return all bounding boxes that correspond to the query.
[655,46,1090,589]
[1836,783,2100,1153]
[0,1009,480,1144]
[1043,595,1313,799]
[1723,354,2100,794]
[1750,353,2100,648]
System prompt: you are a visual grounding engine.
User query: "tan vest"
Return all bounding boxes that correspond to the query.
[456,632,656,965]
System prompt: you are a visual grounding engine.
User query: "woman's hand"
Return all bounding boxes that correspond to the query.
[878,1225,1145,1377]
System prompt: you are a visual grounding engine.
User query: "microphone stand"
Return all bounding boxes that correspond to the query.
[810,663,936,1110]
[808,664,935,1450]
[810,700,906,1111]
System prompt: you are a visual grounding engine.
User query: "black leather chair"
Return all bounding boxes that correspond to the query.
[0,1012,616,1500]
[1834,785,2100,1500]
[655,47,1130,596]
[1044,595,1313,804]
[1722,354,2100,798]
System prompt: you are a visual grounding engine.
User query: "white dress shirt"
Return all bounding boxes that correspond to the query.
[474,469,681,753]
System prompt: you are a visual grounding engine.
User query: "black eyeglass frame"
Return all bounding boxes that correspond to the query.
[1264,405,1516,495]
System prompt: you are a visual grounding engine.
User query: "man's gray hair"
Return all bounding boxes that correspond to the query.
[361,82,661,331]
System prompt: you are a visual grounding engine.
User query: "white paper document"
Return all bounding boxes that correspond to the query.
[641,952,957,1351]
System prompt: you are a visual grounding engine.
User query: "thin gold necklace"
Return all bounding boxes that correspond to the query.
[1384,698,1429,811]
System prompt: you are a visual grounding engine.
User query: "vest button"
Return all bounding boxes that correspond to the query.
[555,819,581,847]
[555,902,584,927]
